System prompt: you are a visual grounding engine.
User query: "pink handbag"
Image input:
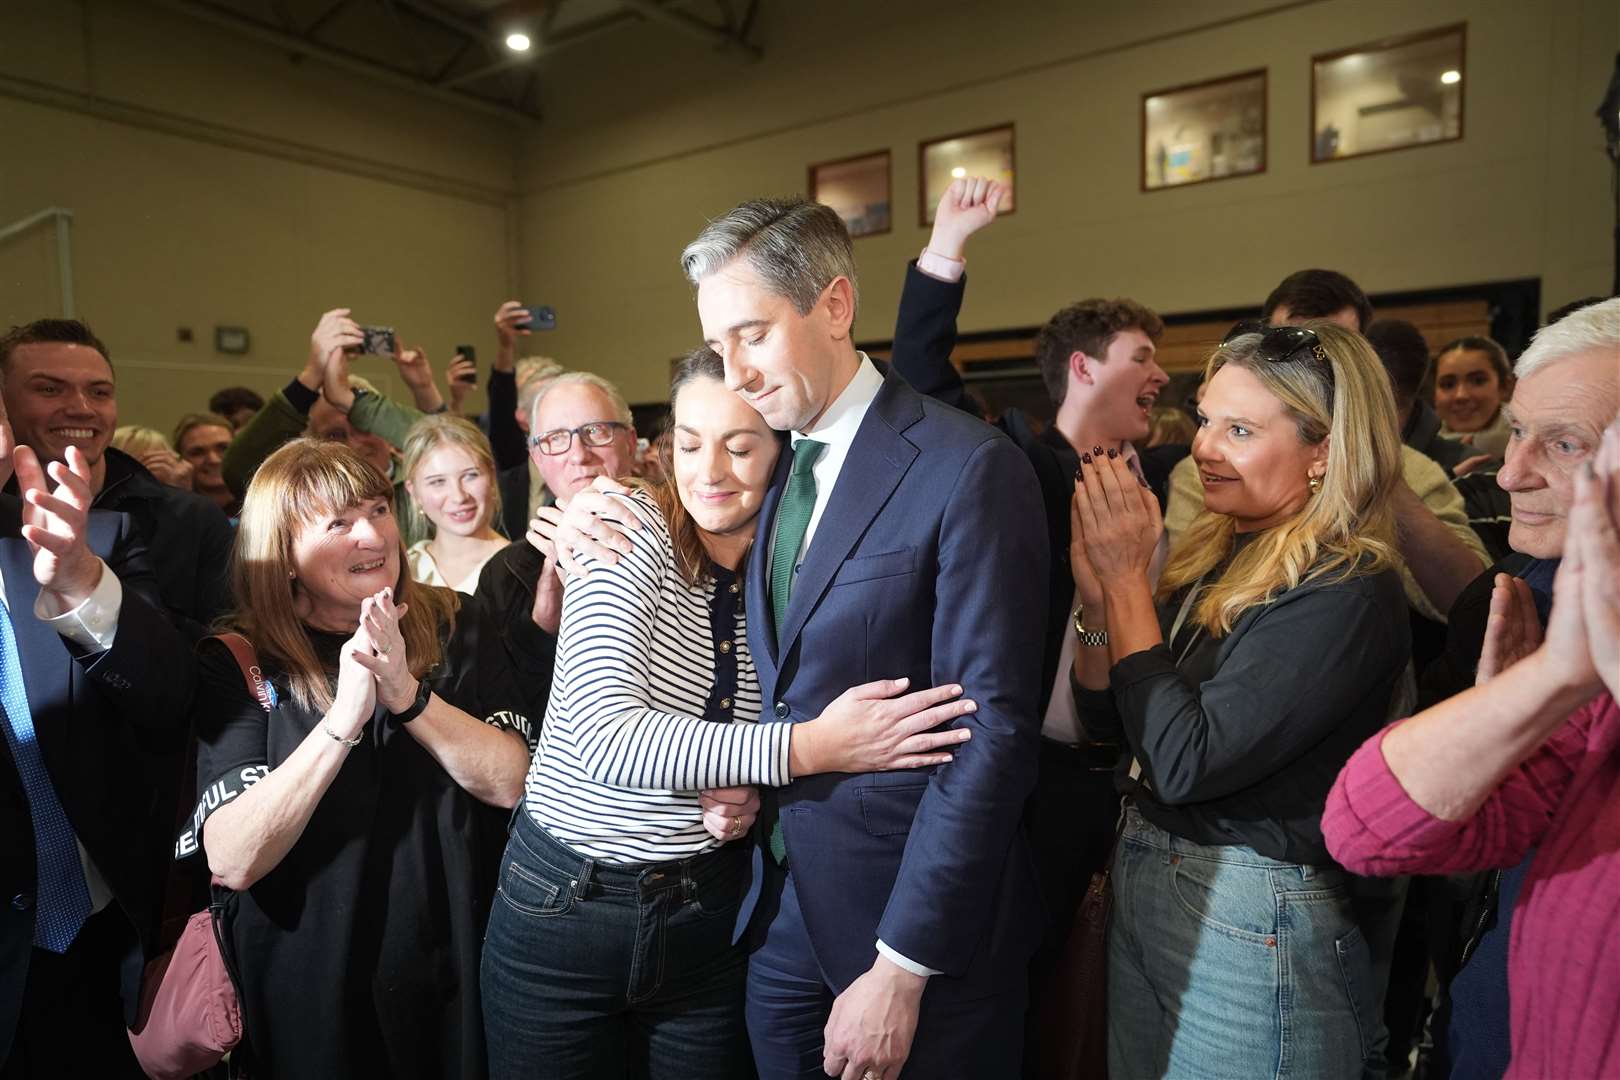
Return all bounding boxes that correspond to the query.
[127,633,267,1078]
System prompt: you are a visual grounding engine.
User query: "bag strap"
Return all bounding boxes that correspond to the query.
[213,632,273,713]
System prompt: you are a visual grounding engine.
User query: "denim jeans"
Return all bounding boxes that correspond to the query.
[481,809,754,1080]
[1107,806,1376,1079]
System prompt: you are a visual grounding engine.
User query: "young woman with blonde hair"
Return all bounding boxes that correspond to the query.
[401,413,508,592]
[188,438,530,1078]
[1067,322,1412,1079]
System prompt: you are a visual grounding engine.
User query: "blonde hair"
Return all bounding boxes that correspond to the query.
[1160,322,1400,635]
[400,414,501,535]
[229,438,459,711]
[172,412,233,452]
[111,425,170,458]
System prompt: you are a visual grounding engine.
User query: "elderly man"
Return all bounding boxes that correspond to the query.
[472,371,639,729]
[1407,296,1619,1080]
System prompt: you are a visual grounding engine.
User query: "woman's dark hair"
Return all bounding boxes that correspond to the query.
[1434,335,1512,386]
[650,346,731,586]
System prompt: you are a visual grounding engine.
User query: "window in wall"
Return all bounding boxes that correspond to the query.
[918,124,1016,226]
[809,150,892,238]
[1142,69,1267,191]
[1312,24,1466,162]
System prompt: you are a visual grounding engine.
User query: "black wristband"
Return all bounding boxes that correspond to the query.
[388,680,432,726]
[283,377,320,415]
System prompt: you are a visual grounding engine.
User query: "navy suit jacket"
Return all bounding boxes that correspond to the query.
[0,495,195,1063]
[736,365,1048,995]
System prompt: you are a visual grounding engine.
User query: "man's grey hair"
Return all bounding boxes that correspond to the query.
[530,371,633,433]
[1515,296,1620,381]
[680,197,860,321]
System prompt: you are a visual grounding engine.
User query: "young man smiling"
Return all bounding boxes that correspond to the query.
[0,320,232,641]
[888,180,1168,1067]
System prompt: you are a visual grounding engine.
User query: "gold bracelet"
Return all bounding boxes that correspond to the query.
[322,720,362,748]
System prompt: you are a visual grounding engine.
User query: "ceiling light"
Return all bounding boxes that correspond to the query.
[505,32,532,52]
[1440,69,1461,85]
[950,166,966,179]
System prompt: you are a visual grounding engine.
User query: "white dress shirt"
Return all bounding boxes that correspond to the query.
[777,355,941,979]
[2,560,123,914]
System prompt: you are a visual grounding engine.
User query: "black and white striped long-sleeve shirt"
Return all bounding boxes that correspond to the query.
[523,491,790,863]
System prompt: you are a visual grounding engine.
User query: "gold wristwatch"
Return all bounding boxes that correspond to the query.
[1072,603,1109,648]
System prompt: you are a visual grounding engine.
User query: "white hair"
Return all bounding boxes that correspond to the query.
[1515,297,1620,381]
[529,371,632,433]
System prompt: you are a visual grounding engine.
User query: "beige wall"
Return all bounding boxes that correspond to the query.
[0,0,523,435]
[515,0,1618,405]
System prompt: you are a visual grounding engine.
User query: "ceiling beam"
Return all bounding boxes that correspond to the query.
[616,0,760,57]
[149,0,539,124]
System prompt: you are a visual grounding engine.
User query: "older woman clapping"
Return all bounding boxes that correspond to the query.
[1068,322,1412,1079]
[187,438,531,1079]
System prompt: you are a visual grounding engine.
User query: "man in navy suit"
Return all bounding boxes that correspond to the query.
[679,198,1048,1079]
[0,394,194,1077]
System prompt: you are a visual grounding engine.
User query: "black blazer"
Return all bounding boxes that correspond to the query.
[890,263,1077,714]
[0,495,195,1062]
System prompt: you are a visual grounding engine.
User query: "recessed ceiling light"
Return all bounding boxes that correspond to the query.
[506,32,532,52]
[950,166,966,179]
[1440,69,1461,85]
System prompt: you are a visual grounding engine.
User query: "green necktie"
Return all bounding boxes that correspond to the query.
[766,439,825,868]
[769,439,826,641]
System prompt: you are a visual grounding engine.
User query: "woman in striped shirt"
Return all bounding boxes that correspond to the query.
[481,348,977,1080]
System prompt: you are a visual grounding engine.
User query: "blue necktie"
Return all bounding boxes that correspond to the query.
[0,597,91,953]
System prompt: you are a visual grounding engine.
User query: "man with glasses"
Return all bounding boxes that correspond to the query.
[473,372,639,728]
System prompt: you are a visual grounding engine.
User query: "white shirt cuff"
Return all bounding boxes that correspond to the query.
[916,249,966,283]
[34,560,122,651]
[876,939,942,977]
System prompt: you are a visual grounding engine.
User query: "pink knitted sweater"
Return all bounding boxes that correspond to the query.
[1322,693,1620,1080]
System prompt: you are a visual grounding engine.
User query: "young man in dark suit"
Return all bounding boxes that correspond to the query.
[0,409,195,1075]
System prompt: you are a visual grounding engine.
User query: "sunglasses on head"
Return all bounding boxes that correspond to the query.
[1220,322,1335,388]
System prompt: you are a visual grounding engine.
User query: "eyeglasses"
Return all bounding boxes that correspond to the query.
[1221,323,1335,389]
[529,421,629,456]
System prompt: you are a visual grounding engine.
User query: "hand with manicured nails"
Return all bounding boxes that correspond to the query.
[545,477,639,577]
[1074,450,1163,582]
[15,445,103,608]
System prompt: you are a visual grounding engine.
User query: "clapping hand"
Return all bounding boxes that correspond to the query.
[1074,449,1163,583]
[1575,422,1620,698]
[352,587,418,713]
[138,448,194,491]
[15,445,103,607]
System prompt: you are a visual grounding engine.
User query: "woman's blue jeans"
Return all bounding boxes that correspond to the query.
[481,808,753,1080]
[1107,806,1377,1079]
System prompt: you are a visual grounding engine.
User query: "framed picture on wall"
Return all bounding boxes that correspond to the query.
[809,150,892,238]
[1311,23,1466,163]
[1142,69,1267,191]
[918,124,1016,226]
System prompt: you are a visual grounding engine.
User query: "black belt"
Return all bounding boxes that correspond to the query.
[1040,736,1123,772]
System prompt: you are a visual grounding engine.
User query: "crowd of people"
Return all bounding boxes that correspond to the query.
[0,174,1616,1080]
